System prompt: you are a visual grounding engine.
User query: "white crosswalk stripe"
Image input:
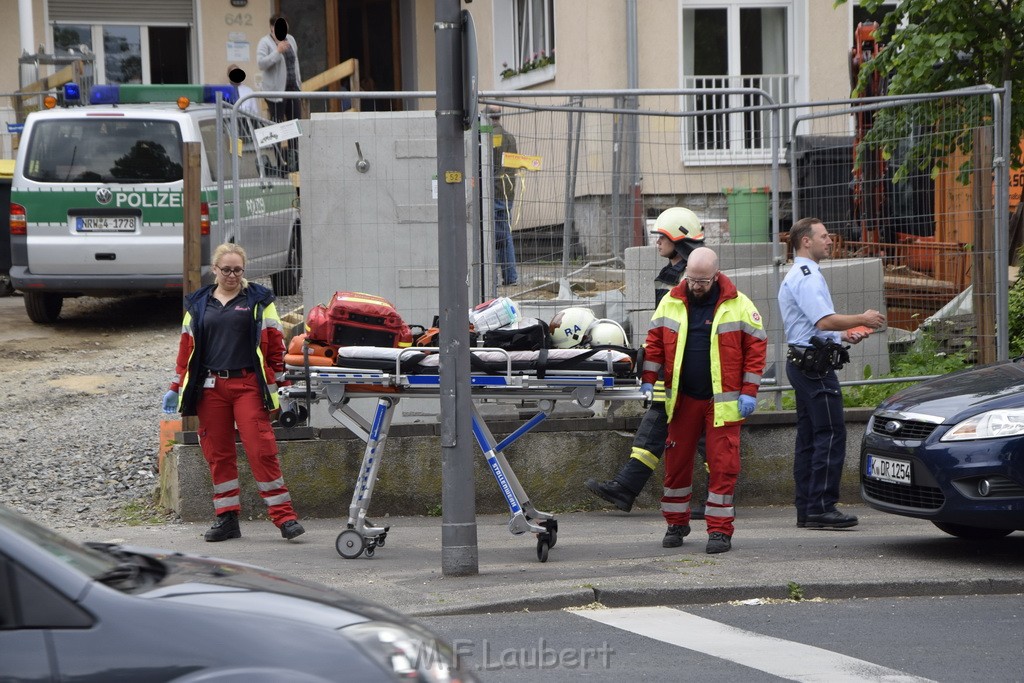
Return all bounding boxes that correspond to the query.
[573,606,935,682]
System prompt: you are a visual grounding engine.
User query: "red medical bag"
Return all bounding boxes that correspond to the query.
[306,291,412,348]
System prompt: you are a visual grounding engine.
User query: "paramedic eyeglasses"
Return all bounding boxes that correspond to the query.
[217,266,245,276]
[684,273,716,287]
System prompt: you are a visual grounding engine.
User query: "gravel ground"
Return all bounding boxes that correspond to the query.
[0,284,301,531]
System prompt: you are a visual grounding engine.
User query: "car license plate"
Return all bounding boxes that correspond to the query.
[74,216,138,232]
[866,455,912,485]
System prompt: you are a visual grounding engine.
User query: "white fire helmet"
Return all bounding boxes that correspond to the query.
[549,307,598,349]
[586,319,629,348]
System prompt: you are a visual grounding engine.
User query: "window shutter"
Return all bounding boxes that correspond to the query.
[49,1,193,24]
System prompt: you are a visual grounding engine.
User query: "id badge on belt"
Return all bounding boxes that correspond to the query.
[203,376,216,389]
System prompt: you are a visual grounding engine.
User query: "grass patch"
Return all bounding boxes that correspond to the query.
[115,497,172,526]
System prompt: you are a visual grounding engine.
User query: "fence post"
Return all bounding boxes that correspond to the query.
[971,127,996,364]
[182,141,203,432]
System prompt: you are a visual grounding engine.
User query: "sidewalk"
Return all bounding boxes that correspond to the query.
[59,505,1024,617]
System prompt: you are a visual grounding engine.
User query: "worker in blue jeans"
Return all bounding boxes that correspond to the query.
[487,105,519,286]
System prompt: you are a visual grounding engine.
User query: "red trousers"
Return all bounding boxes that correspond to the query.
[196,372,297,526]
[662,395,740,536]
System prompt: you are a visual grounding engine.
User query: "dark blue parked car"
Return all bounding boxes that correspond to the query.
[861,360,1024,539]
[0,504,476,682]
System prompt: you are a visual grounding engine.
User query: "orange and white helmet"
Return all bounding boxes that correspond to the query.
[549,307,598,349]
[650,207,705,243]
[585,319,629,348]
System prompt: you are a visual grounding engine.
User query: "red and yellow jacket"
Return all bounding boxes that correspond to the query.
[641,272,767,426]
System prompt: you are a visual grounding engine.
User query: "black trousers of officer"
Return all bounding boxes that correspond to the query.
[786,360,847,518]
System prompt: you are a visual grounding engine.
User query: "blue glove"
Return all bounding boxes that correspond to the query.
[640,383,654,399]
[162,390,179,414]
[738,395,756,418]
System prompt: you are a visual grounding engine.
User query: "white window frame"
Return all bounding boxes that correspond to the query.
[50,22,189,86]
[493,0,556,91]
[678,0,806,165]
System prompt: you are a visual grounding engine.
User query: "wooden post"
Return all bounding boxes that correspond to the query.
[181,141,202,432]
[972,127,996,364]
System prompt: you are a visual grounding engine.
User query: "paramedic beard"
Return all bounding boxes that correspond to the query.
[687,283,715,305]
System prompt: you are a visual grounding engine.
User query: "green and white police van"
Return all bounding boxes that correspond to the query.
[9,83,300,323]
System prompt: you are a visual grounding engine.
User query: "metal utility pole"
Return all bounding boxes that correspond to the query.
[435,0,478,576]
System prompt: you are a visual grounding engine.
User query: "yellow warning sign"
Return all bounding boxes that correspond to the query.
[501,152,543,171]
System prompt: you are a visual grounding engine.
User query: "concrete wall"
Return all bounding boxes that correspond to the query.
[160,410,873,522]
[626,245,890,381]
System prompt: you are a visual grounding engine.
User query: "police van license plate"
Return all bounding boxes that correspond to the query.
[866,455,912,485]
[74,216,138,232]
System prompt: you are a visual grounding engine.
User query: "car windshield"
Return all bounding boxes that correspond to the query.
[0,505,117,578]
[23,118,184,183]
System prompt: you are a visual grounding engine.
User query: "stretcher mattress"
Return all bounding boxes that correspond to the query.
[287,345,635,378]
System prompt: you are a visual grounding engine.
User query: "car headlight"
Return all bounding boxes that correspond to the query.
[342,620,478,682]
[941,408,1024,441]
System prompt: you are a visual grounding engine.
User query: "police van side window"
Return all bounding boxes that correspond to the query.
[24,120,183,183]
[199,118,260,181]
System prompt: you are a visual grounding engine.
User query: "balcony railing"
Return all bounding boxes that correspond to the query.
[681,73,796,165]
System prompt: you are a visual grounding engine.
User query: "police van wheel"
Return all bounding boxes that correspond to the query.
[24,291,63,324]
[271,227,301,296]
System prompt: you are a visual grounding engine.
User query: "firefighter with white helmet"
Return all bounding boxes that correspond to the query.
[549,307,598,349]
[586,206,709,519]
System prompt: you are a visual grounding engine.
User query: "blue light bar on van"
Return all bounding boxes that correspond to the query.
[88,84,239,106]
[63,82,81,103]
[90,85,120,105]
[205,85,238,104]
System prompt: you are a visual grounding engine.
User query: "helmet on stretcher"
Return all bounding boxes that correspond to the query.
[585,319,629,348]
[549,307,598,349]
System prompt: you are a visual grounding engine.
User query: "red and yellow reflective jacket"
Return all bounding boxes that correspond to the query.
[641,272,767,426]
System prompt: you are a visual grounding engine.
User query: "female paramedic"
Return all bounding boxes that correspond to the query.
[162,243,304,542]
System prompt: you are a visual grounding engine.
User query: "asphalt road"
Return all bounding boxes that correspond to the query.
[420,594,1023,682]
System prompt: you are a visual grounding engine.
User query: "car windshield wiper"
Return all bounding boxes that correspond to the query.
[86,542,167,588]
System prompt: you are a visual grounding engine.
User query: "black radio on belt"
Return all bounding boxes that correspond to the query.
[788,336,850,373]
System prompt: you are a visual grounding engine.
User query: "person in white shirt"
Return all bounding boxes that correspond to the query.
[227,65,259,117]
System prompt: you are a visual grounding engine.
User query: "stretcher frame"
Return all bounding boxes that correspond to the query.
[280,346,647,562]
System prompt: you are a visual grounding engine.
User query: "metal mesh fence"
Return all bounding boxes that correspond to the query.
[218,86,1008,396]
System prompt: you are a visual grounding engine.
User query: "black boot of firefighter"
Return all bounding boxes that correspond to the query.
[585,457,656,512]
[204,511,241,542]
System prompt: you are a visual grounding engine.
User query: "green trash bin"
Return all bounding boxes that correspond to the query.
[723,187,770,243]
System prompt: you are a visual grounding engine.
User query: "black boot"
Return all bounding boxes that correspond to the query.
[204,511,241,542]
[585,479,637,512]
[587,457,657,512]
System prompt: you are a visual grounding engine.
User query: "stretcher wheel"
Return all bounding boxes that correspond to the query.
[376,533,386,548]
[365,545,375,558]
[336,529,365,559]
[536,538,550,562]
[540,519,558,548]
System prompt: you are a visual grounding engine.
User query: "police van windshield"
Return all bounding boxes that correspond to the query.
[23,119,184,184]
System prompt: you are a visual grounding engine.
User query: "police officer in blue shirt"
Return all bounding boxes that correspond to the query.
[778,218,884,529]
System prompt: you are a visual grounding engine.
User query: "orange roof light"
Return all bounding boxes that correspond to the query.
[43,95,57,109]
[177,96,190,110]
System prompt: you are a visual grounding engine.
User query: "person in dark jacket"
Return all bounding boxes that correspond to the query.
[163,243,304,542]
[586,207,708,516]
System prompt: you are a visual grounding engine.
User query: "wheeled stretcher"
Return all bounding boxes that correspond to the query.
[280,345,648,562]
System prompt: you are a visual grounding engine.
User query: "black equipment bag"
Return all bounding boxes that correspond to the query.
[482,317,554,351]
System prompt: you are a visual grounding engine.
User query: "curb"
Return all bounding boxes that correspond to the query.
[408,577,1024,617]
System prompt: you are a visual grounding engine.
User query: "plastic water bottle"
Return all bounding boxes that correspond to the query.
[469,297,520,333]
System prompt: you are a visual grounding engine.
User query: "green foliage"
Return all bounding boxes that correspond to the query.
[1008,262,1024,357]
[841,331,971,407]
[835,0,1024,181]
[787,581,805,601]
